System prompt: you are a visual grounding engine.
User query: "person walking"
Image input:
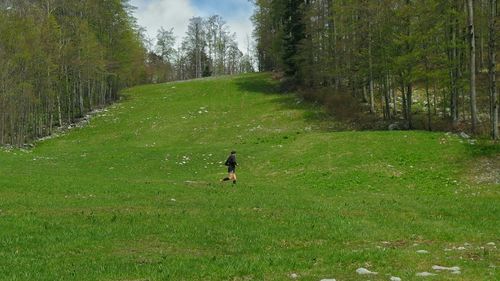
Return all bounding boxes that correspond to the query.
[221,150,237,184]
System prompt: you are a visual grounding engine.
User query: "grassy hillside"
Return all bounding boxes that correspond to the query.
[0,73,498,281]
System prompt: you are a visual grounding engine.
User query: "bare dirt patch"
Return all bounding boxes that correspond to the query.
[469,156,500,185]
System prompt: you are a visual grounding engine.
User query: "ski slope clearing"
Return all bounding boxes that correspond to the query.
[0,73,498,281]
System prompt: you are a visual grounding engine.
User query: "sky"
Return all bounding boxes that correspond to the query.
[129,0,255,54]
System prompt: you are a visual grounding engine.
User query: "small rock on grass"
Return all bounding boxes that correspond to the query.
[390,277,402,281]
[459,132,471,139]
[432,265,460,271]
[416,272,437,277]
[290,273,299,279]
[320,279,336,281]
[416,250,429,254]
[486,242,495,246]
[356,268,378,275]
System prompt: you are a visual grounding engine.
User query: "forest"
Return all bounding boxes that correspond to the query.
[147,15,254,83]
[0,0,147,147]
[0,0,251,147]
[252,0,498,138]
[2,0,497,147]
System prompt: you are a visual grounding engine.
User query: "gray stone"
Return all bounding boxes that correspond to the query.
[459,132,471,139]
[416,272,436,277]
[356,268,378,275]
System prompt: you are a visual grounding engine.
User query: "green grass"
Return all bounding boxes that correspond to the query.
[0,73,498,281]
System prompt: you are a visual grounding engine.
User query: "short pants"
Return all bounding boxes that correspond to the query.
[228,166,236,173]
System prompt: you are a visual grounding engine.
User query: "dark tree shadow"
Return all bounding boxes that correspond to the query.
[234,74,364,131]
[234,74,281,95]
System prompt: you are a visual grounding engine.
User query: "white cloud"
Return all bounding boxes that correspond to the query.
[130,0,254,54]
[226,18,254,54]
[131,0,198,48]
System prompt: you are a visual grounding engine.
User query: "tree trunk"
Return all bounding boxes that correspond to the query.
[426,77,432,131]
[433,82,438,115]
[369,78,375,113]
[78,72,84,117]
[467,0,479,134]
[88,78,93,111]
[451,18,459,127]
[489,0,498,140]
[381,84,386,119]
[401,81,407,120]
[56,94,63,127]
[405,0,413,129]
[392,78,398,117]
[385,74,392,120]
[407,83,413,129]
[362,85,368,103]
[0,81,4,145]
[334,15,340,90]
[368,30,375,114]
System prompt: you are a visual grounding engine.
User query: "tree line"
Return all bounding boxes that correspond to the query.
[0,1,252,147]
[0,0,147,147]
[252,0,498,139]
[145,15,254,83]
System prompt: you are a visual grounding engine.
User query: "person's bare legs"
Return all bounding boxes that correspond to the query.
[221,172,237,184]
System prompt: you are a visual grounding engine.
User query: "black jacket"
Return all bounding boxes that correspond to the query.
[225,154,237,167]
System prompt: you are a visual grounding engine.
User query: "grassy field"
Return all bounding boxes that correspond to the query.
[0,73,498,281]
